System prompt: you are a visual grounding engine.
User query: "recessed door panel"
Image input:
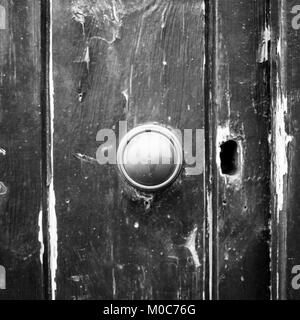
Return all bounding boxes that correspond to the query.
[52,0,206,300]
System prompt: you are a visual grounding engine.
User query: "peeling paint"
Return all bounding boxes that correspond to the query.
[0,265,5,290]
[83,46,90,71]
[0,147,6,156]
[257,25,271,63]
[72,0,124,44]
[49,0,58,300]
[121,88,129,112]
[270,17,293,298]
[0,181,7,195]
[130,188,154,212]
[72,5,85,35]
[38,206,44,266]
[184,226,200,269]
[274,68,292,213]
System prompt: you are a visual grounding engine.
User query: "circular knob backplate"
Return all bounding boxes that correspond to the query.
[117,124,183,191]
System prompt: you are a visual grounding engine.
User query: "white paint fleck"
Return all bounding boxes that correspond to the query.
[201,1,205,13]
[38,206,44,266]
[0,265,6,290]
[122,88,129,112]
[0,182,7,195]
[274,87,292,212]
[257,25,271,63]
[224,251,229,261]
[184,226,200,269]
[0,148,6,156]
[83,46,90,71]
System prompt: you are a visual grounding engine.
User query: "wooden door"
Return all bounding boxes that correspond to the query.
[1,0,300,300]
[52,0,207,300]
[50,0,270,300]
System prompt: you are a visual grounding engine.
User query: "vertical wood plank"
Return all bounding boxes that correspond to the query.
[271,0,300,300]
[0,0,44,299]
[209,0,271,299]
[52,0,206,300]
[284,0,300,300]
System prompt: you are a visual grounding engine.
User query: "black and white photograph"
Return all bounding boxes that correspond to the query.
[0,0,299,308]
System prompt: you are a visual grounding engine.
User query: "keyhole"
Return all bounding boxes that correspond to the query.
[220,140,239,175]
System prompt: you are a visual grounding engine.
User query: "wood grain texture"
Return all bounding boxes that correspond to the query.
[0,0,295,301]
[52,0,206,300]
[0,0,44,299]
[284,0,300,300]
[208,0,271,299]
[270,0,300,300]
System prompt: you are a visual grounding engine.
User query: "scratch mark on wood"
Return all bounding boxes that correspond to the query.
[111,243,116,298]
[74,153,98,164]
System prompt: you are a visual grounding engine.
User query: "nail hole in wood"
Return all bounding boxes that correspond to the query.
[220,140,239,176]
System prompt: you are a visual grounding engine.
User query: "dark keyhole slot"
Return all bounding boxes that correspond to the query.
[220,140,239,175]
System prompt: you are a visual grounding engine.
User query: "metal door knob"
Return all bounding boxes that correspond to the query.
[117,124,183,191]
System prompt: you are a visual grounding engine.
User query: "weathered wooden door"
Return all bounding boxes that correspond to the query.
[52,0,207,300]
[51,0,270,300]
[0,0,300,300]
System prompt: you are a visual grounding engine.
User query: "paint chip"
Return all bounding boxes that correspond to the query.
[0,265,6,290]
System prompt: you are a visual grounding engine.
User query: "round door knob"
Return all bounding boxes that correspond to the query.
[117,124,183,191]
